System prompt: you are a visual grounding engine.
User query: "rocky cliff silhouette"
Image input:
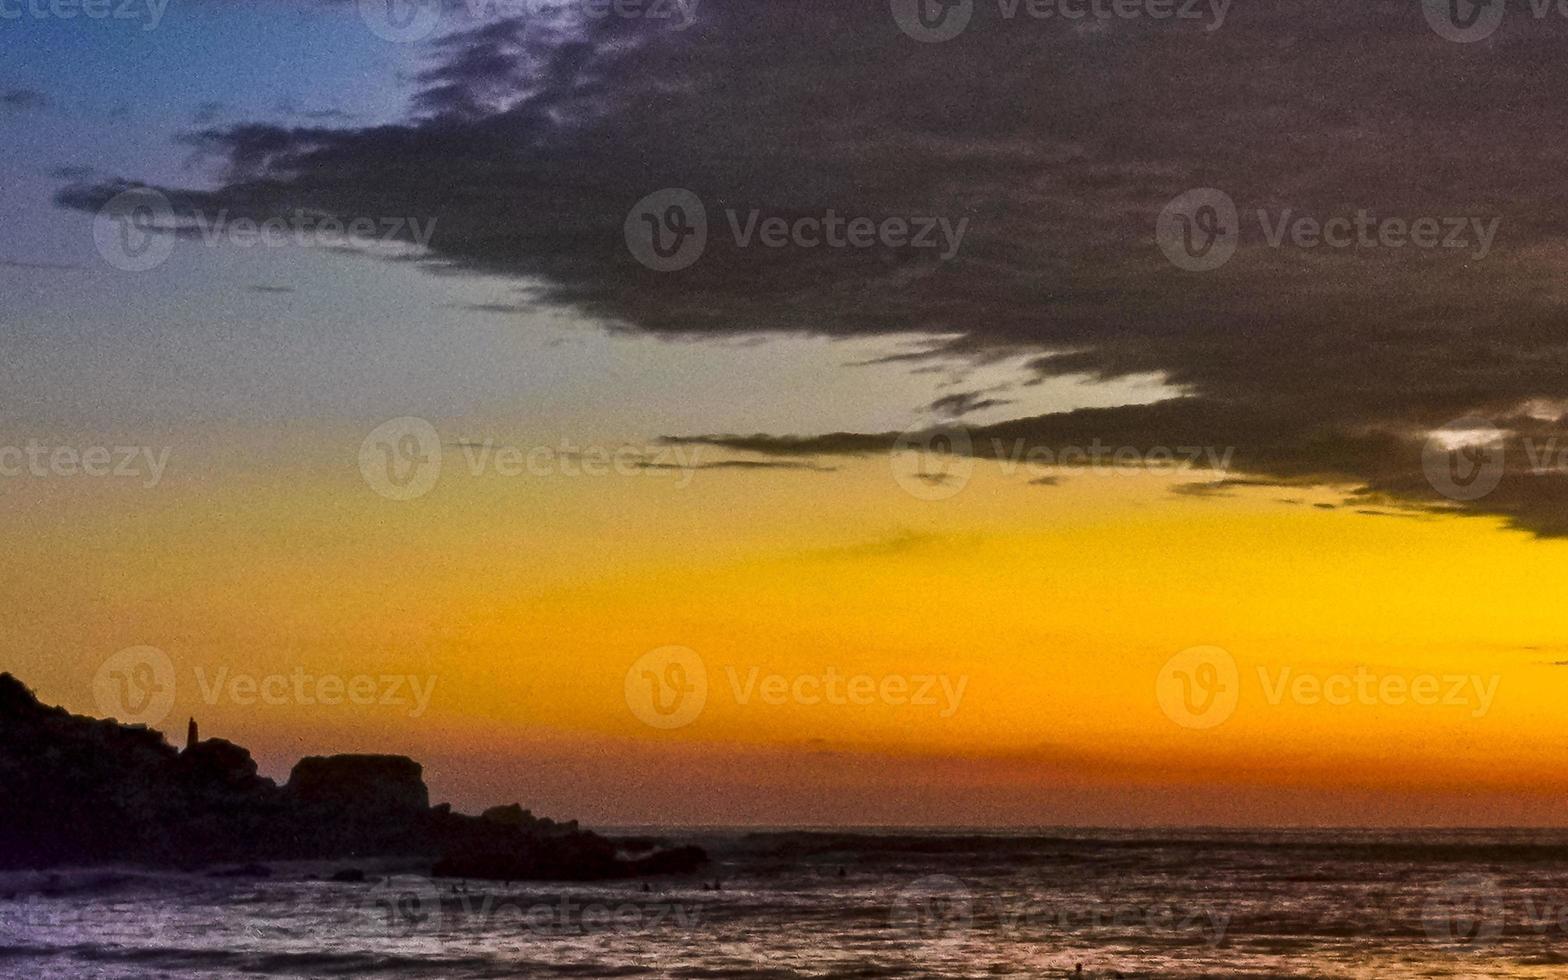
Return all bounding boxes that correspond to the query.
[0,673,705,880]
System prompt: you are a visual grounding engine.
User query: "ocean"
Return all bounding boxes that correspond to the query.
[3,828,1567,978]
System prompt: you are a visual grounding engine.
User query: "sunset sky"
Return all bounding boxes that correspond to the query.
[7,0,1568,827]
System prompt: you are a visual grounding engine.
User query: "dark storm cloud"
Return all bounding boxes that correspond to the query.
[631,459,837,473]
[53,0,1568,533]
[1,88,51,112]
[274,99,357,123]
[929,391,1015,418]
[460,301,535,315]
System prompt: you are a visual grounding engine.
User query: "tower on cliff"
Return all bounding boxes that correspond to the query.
[186,717,198,751]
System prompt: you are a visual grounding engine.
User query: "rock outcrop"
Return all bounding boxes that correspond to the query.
[0,673,707,880]
[288,754,431,813]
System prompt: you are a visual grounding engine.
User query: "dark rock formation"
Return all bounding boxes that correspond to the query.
[0,673,706,881]
[481,803,532,826]
[176,737,264,790]
[288,755,430,813]
[0,673,185,868]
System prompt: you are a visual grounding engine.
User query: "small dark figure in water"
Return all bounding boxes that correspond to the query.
[837,867,846,878]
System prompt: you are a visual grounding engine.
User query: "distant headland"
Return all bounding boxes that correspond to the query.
[0,673,706,880]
